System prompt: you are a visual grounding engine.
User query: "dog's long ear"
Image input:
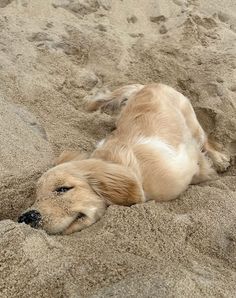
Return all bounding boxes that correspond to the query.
[85,162,145,206]
[55,150,88,165]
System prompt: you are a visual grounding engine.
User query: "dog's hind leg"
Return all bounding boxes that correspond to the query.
[179,95,230,173]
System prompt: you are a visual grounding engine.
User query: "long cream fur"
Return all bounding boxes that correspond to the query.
[19,83,230,234]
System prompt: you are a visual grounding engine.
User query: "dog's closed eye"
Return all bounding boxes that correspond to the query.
[55,186,74,194]
[77,212,86,219]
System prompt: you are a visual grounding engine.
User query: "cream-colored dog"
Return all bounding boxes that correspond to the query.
[18,83,230,234]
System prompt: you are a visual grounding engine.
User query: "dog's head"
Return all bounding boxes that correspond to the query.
[18,152,106,235]
[18,151,144,234]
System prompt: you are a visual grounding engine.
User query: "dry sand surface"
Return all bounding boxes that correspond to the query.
[0,0,236,297]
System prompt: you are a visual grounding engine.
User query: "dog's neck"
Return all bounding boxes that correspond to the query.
[91,140,142,179]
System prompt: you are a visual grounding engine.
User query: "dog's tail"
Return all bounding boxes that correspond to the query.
[86,84,144,114]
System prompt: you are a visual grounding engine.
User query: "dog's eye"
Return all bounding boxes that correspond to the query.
[55,186,74,194]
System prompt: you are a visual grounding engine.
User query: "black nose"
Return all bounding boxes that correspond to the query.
[18,210,41,228]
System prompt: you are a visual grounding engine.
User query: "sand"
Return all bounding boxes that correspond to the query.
[0,0,236,297]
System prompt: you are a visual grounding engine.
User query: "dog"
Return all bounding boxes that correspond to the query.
[18,83,230,235]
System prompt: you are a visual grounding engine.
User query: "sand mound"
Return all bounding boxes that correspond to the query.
[0,0,235,297]
[0,97,53,219]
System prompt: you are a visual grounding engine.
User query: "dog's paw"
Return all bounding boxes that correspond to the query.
[213,152,231,173]
[100,99,125,115]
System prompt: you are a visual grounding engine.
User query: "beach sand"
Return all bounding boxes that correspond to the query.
[0,0,236,296]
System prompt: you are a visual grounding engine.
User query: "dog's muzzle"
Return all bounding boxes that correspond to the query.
[18,210,41,228]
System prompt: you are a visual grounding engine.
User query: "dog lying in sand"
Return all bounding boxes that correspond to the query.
[18,83,230,235]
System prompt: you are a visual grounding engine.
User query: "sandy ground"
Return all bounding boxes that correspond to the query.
[0,0,236,297]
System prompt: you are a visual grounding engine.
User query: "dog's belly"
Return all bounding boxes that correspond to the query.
[134,137,199,201]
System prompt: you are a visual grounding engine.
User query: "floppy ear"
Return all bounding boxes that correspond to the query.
[54,150,88,165]
[85,162,145,206]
